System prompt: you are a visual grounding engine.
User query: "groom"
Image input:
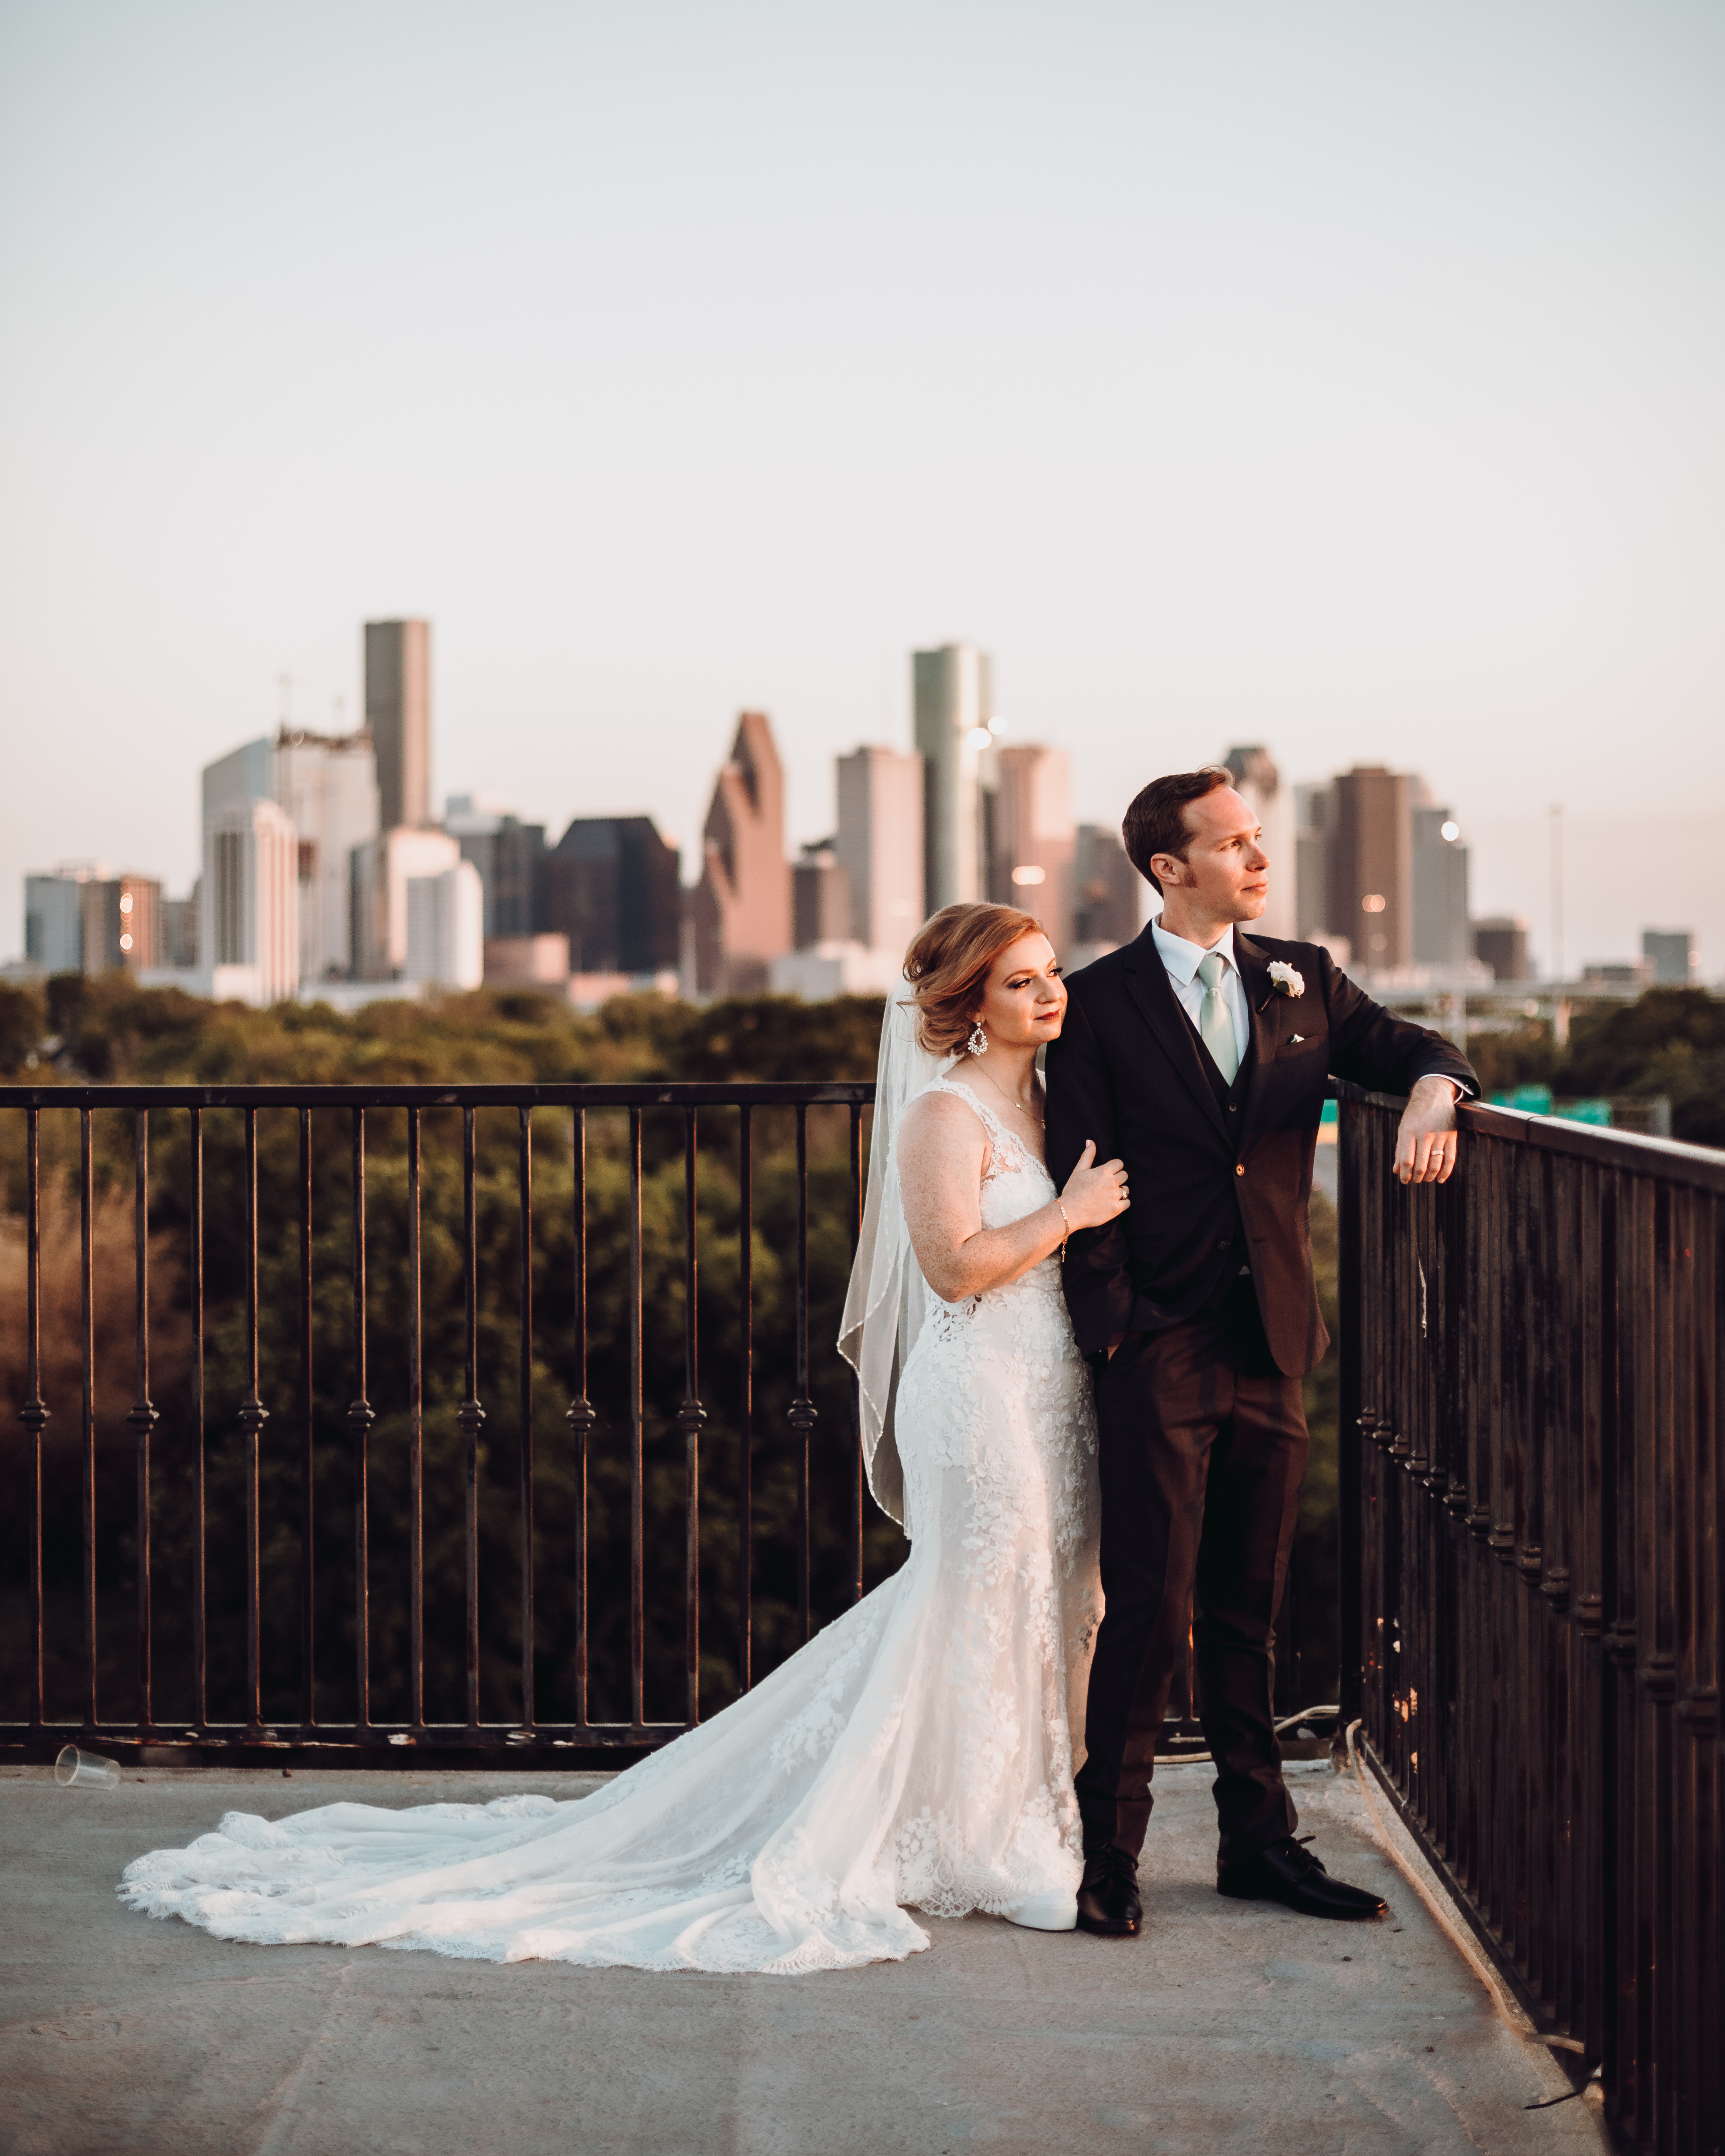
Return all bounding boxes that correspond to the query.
[1045,767,1477,1936]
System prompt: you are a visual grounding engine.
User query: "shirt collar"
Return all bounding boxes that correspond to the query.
[1150,918,1236,988]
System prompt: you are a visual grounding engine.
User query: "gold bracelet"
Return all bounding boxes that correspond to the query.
[1055,1200,1070,1259]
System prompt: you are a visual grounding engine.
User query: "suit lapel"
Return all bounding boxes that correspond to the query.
[1121,925,1229,1138]
[1236,932,1278,1140]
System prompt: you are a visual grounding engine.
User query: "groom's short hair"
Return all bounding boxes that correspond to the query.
[1122,768,1233,893]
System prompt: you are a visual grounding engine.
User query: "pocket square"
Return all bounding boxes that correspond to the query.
[1288,1033,1306,1043]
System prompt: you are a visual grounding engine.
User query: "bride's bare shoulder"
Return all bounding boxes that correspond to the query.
[898,1083,988,1157]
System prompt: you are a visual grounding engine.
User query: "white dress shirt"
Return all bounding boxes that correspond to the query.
[1152,919,1249,1073]
[1151,919,1466,1104]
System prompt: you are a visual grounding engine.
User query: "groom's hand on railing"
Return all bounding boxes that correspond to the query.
[1393,1076,1462,1185]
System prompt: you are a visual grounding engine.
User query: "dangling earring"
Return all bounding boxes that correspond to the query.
[966,1018,987,1056]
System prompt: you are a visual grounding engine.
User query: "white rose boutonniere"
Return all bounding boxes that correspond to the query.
[1267,961,1306,998]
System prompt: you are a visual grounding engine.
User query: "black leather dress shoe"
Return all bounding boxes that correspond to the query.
[1076,1846,1142,1937]
[1217,1838,1388,1920]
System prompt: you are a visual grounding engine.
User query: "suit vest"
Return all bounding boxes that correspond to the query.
[1172,997,1255,1312]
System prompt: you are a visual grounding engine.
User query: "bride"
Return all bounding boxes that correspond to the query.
[120,903,1129,1974]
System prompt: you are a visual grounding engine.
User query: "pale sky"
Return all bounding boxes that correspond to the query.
[2,0,1721,975]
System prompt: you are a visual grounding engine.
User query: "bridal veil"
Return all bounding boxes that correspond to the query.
[837,989,943,1527]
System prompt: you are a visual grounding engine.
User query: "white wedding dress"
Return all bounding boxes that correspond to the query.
[120,1070,1101,1975]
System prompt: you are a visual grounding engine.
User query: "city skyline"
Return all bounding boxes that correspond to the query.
[15,613,1698,1003]
[2,3,1720,974]
[8,620,1711,989]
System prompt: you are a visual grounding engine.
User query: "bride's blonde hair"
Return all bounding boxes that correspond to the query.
[902,902,1047,1057]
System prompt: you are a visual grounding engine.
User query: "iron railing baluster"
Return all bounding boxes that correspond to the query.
[848,1102,863,1605]
[565,1106,594,1727]
[298,1107,315,1729]
[518,1106,535,1732]
[239,1107,267,1736]
[737,1105,754,1692]
[677,1108,705,1726]
[127,1108,157,1732]
[21,1107,48,1729]
[458,1106,485,1734]
[789,1105,816,1647]
[189,1107,206,1732]
[347,1107,374,1733]
[79,1108,96,1730]
[407,1107,424,1733]
[628,1105,644,1728]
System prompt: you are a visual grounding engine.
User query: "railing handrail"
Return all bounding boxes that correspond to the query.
[0,1080,879,1110]
[1335,1075,1725,1191]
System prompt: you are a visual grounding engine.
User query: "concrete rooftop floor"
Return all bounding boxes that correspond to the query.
[3,1757,1608,2156]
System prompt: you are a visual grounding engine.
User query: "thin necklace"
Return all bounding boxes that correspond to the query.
[973,1058,1042,1123]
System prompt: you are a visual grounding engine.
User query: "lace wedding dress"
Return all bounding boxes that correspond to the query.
[120,1070,1100,1975]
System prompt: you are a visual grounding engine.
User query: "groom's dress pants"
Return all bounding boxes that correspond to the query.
[1076,1276,1308,1871]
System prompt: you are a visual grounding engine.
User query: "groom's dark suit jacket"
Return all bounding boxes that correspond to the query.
[1046,926,1477,1377]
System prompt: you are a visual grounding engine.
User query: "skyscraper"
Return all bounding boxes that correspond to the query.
[78,875,163,975]
[1329,767,1413,976]
[1412,804,1470,968]
[19,864,159,975]
[1642,929,1695,985]
[988,743,1075,952]
[198,740,298,1002]
[24,866,100,973]
[913,644,995,912]
[1293,783,1337,948]
[201,738,274,829]
[545,816,682,976]
[405,860,484,990]
[444,797,548,940]
[1072,825,1139,951]
[1473,917,1530,983]
[204,800,299,1004]
[202,727,379,988]
[365,619,431,832]
[1222,745,1294,941]
[691,712,792,995]
[835,745,924,957]
[164,892,199,969]
[274,725,380,982]
[351,827,464,980]
[791,842,850,950]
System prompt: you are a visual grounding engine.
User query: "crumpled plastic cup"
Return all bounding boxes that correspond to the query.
[54,1745,121,1790]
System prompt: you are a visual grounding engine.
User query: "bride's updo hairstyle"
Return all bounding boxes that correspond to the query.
[902,902,1047,1057]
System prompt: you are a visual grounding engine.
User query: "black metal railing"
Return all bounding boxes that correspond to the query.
[2,1077,1334,1771]
[1338,1081,1722,2154]
[0,1082,874,1761]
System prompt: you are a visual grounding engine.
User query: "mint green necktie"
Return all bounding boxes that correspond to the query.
[1196,950,1240,1084]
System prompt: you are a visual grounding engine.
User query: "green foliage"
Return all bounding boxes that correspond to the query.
[1462,989,1724,1148]
[0,983,46,1076]
[20,972,888,1090]
[0,984,896,1734]
[1462,1023,1558,1100]
[1560,988,1725,1148]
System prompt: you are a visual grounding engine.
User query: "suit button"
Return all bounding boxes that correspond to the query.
[1218,1240,1229,1250]
[1236,1163,1245,1176]
[1227,1103,1238,1113]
